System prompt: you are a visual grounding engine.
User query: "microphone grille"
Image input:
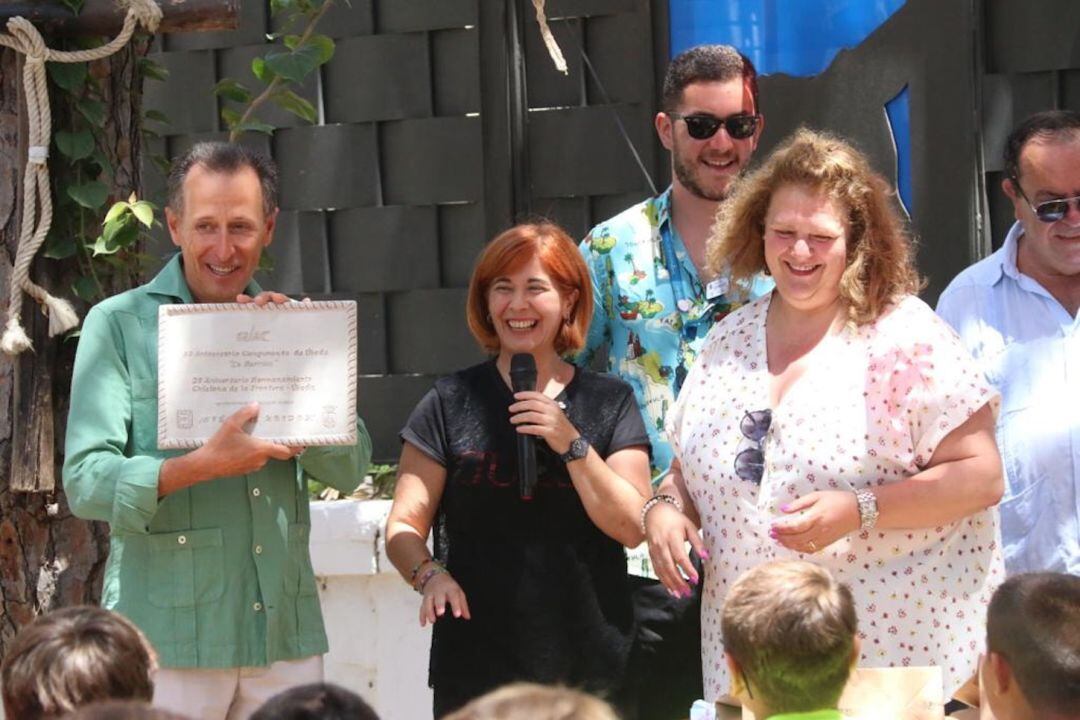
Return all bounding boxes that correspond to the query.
[510,353,536,375]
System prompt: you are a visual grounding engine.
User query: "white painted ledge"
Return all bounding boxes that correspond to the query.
[309,499,433,719]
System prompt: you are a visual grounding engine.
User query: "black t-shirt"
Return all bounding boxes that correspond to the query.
[401,360,649,706]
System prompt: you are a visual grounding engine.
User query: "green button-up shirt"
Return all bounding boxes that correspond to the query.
[63,254,372,669]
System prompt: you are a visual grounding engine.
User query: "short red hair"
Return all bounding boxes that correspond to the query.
[467,223,592,356]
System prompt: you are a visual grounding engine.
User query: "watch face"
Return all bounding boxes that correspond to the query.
[563,437,588,462]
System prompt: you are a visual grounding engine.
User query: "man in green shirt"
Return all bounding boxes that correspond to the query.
[63,142,372,720]
[720,561,856,720]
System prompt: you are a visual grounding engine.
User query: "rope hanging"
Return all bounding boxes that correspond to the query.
[0,0,162,356]
[531,0,567,75]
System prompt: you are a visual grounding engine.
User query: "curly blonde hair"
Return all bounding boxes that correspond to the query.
[708,127,921,325]
[444,683,619,720]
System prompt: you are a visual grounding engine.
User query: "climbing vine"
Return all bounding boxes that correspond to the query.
[35,1,339,308]
[42,49,163,306]
[216,0,339,141]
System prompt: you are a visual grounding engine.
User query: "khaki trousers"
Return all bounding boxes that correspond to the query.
[153,655,323,720]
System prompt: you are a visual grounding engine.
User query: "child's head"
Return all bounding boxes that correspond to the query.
[443,683,619,720]
[0,606,157,720]
[65,701,191,720]
[983,572,1080,720]
[721,561,858,715]
[250,682,380,720]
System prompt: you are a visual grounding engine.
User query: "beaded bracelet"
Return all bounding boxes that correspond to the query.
[640,494,684,534]
[409,557,435,583]
[415,563,448,595]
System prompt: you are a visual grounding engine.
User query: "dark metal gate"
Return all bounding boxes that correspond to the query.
[142,0,668,460]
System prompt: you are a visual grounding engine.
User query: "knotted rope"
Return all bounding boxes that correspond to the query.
[531,0,567,75]
[0,0,162,355]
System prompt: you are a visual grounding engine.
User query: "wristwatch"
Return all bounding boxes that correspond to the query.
[854,488,879,529]
[559,436,590,464]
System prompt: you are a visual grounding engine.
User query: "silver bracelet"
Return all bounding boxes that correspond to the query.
[640,494,684,534]
[853,488,879,530]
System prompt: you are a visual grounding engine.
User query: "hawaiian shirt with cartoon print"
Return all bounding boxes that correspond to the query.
[578,187,773,482]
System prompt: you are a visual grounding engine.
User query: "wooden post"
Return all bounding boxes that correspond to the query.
[0,0,240,35]
[0,0,235,651]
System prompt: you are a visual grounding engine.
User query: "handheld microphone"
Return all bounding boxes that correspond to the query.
[509,353,538,500]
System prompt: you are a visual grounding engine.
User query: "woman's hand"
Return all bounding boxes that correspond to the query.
[509,390,579,455]
[770,490,861,554]
[420,572,471,627]
[645,502,707,599]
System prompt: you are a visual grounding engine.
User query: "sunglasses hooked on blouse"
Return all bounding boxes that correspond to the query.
[668,112,761,141]
[733,409,771,485]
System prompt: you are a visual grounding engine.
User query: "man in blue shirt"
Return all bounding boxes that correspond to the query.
[578,46,769,718]
[937,110,1079,576]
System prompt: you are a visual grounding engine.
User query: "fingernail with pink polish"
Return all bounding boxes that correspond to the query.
[768,528,778,539]
[699,549,710,559]
[688,574,699,585]
[780,504,791,512]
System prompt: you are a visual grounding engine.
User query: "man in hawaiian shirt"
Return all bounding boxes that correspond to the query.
[578,45,771,718]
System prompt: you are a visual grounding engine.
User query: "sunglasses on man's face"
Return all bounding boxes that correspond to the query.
[1012,178,1080,223]
[1028,195,1080,223]
[668,112,760,141]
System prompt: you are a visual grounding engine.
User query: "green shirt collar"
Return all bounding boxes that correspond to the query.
[767,710,843,720]
[143,252,262,304]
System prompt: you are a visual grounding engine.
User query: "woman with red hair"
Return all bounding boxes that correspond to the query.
[386,223,651,718]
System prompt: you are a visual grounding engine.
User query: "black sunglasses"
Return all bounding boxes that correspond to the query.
[1012,177,1080,223]
[733,409,771,484]
[668,112,760,141]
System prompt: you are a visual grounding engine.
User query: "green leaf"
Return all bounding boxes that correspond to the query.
[139,57,170,82]
[265,49,317,84]
[270,0,310,15]
[44,230,78,260]
[94,217,139,255]
[214,78,253,104]
[48,62,88,93]
[251,57,274,83]
[301,34,334,65]
[68,181,108,209]
[233,118,276,136]
[265,36,333,84]
[72,275,99,303]
[76,98,106,126]
[271,89,317,123]
[55,129,95,162]
[61,0,85,13]
[103,201,129,224]
[221,107,242,127]
[144,109,170,125]
[130,201,156,228]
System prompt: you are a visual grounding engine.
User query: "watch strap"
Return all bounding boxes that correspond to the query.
[559,436,590,463]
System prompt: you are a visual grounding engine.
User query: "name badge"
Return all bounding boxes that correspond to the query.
[705,277,728,301]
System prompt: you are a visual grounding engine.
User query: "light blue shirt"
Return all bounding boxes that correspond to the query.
[936,222,1079,575]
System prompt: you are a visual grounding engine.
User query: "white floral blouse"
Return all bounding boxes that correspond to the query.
[668,293,1004,702]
